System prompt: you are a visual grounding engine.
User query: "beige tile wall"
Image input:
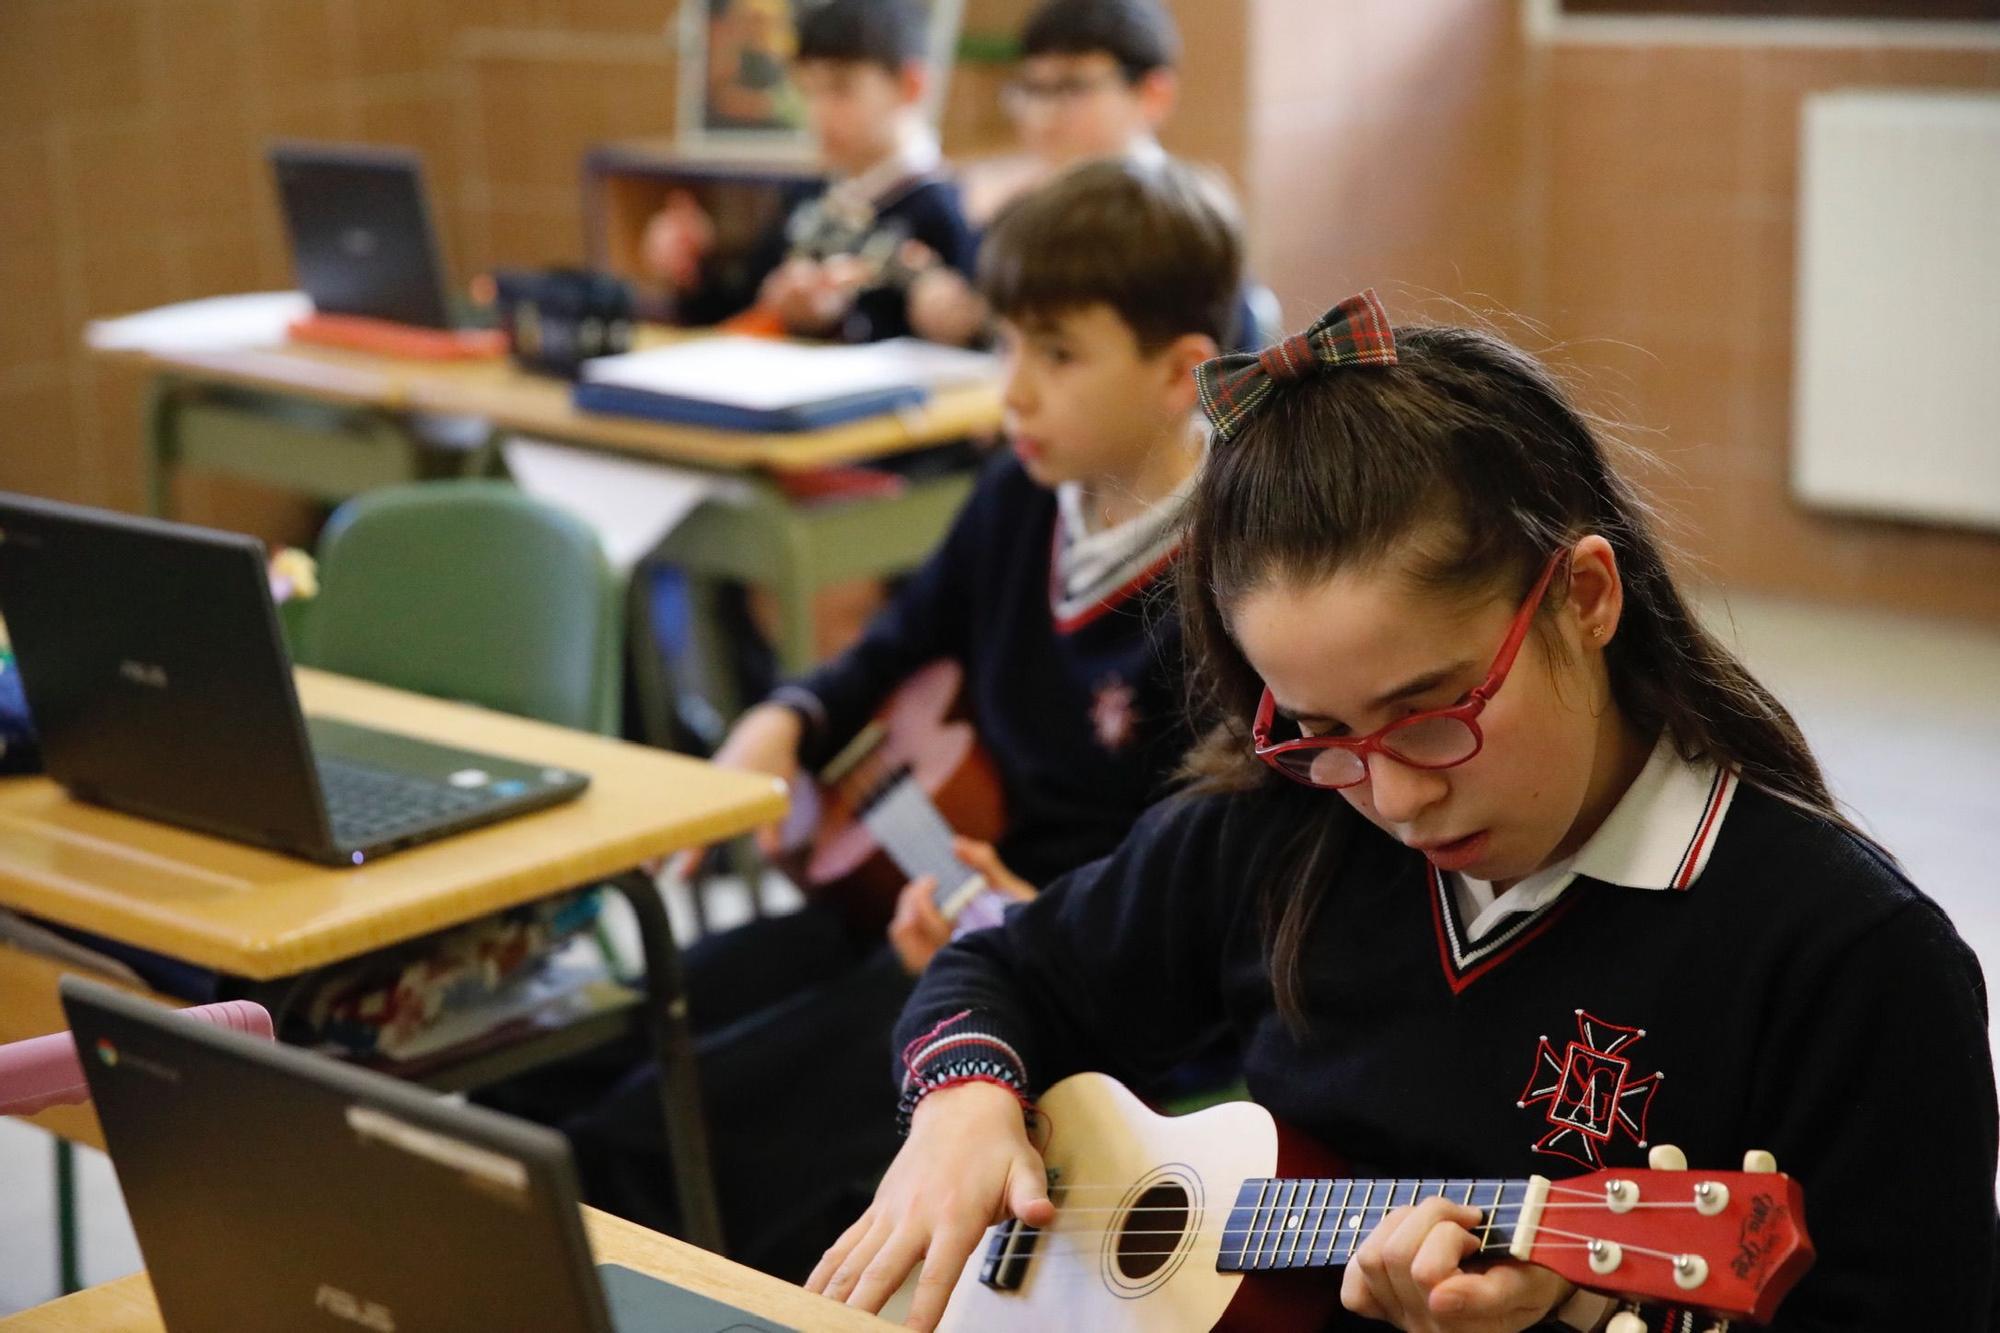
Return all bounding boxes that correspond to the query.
[1244,0,2000,622]
[7,1,1995,621]
[0,0,1129,538]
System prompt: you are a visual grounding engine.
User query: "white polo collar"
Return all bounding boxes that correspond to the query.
[831,120,942,212]
[1454,736,1738,942]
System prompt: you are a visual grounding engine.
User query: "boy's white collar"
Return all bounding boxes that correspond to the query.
[833,119,941,206]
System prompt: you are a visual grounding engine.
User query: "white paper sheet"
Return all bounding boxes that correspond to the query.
[578,335,993,409]
[830,337,1002,388]
[85,291,313,354]
[501,437,749,573]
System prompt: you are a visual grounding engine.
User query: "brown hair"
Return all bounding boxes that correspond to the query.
[1179,320,1848,1030]
[977,156,1243,351]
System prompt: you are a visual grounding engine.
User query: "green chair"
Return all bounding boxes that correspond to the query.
[303,477,633,997]
[302,480,623,737]
[305,480,729,1248]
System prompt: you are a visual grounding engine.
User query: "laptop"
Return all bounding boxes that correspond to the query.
[269,141,457,330]
[63,977,794,1332]
[0,494,589,866]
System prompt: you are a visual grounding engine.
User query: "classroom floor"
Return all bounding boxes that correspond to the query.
[4,588,1999,1314]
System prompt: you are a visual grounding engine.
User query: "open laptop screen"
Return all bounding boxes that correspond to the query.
[270,140,454,330]
[65,977,616,1332]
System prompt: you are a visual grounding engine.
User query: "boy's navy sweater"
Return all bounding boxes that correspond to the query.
[841,176,977,343]
[679,173,976,343]
[898,779,1999,1330]
[781,454,1188,888]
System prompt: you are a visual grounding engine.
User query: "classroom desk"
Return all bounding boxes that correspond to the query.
[94,332,997,689]
[0,1206,897,1331]
[0,667,788,1252]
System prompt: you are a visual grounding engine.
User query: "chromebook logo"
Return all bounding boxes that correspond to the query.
[95,1038,118,1067]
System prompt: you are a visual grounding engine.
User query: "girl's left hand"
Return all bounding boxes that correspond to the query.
[1341,1196,1575,1332]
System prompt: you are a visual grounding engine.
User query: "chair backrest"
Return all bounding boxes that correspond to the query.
[304,481,622,735]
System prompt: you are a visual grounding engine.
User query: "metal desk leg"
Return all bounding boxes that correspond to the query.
[143,377,182,519]
[55,1138,80,1293]
[764,513,819,680]
[605,870,726,1255]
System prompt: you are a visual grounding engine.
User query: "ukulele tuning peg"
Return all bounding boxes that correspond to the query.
[1647,1143,1687,1171]
[1607,1313,1648,1333]
[1742,1148,1778,1174]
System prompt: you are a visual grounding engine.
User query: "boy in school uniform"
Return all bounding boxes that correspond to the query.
[550,156,1244,1278]
[966,0,1182,224]
[907,0,1241,349]
[645,0,976,342]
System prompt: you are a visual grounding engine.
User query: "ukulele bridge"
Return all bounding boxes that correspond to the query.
[978,1219,1042,1292]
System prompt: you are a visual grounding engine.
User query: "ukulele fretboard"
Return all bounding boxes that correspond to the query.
[1218,1177,1533,1271]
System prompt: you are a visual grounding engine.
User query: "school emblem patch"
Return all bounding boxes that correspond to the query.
[1516,1010,1662,1169]
[1089,677,1137,752]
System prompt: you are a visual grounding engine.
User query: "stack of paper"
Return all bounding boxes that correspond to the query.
[85,292,312,355]
[574,336,969,432]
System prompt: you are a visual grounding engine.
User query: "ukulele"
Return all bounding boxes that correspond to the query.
[719,188,945,339]
[930,1073,1813,1332]
[788,660,1005,935]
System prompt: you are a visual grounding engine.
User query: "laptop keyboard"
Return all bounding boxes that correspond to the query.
[318,756,498,846]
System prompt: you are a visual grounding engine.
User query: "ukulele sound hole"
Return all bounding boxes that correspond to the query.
[1116,1181,1191,1280]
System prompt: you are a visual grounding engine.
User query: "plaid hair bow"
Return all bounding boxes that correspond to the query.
[1194,289,1397,444]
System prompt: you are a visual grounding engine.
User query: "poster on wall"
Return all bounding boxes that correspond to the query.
[676,0,965,160]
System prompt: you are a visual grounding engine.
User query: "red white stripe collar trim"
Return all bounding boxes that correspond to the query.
[1570,739,1737,893]
[1437,741,1737,977]
[1047,525,1180,633]
[1459,740,1737,910]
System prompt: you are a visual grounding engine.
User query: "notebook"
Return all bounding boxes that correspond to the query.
[572,336,939,432]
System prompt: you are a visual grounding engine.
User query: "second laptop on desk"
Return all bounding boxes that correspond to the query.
[65,976,796,1332]
[0,494,588,866]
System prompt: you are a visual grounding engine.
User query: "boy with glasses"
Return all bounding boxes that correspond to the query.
[909,0,1238,348]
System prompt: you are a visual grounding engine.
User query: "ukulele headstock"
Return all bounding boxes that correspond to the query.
[1521,1148,1813,1324]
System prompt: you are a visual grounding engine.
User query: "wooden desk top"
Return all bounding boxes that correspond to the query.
[0,1207,895,1331]
[97,331,1003,474]
[0,669,787,979]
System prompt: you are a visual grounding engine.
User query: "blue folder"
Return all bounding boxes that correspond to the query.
[572,379,928,433]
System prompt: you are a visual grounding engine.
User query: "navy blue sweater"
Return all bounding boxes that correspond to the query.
[781,455,1189,888]
[677,172,976,343]
[898,779,1999,1330]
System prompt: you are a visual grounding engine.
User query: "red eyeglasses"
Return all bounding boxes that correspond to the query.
[1250,550,1566,790]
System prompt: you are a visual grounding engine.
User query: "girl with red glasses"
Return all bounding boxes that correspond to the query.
[808,294,1997,1332]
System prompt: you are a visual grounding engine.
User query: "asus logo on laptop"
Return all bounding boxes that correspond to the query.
[117,660,168,689]
[314,1283,396,1331]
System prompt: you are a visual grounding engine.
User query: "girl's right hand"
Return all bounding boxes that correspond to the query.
[806,1081,1055,1331]
[665,703,803,879]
